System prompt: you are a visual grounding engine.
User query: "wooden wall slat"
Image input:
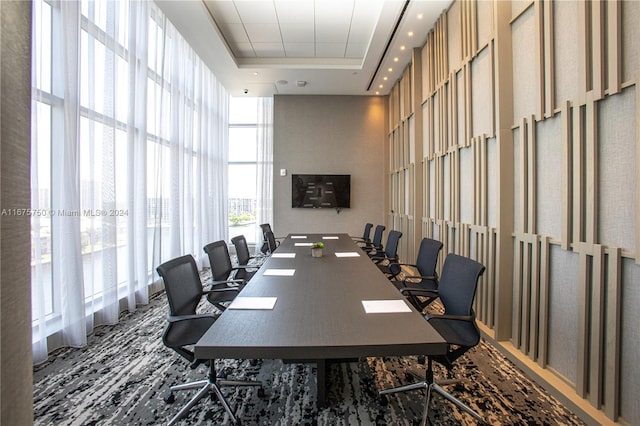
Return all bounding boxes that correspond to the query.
[576,244,589,398]
[591,0,604,101]
[538,236,550,367]
[588,244,604,408]
[606,0,621,95]
[543,0,554,116]
[527,115,536,234]
[561,101,572,250]
[604,247,621,420]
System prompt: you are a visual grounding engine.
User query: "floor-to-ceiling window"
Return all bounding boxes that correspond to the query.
[31,0,229,364]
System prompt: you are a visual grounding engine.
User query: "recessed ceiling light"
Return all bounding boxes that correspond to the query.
[379,84,383,88]
[388,68,393,72]
[408,31,414,37]
[400,46,406,51]
[393,57,399,62]
[277,80,288,85]
[375,91,380,95]
[253,72,259,76]
[383,76,388,81]
[417,13,423,19]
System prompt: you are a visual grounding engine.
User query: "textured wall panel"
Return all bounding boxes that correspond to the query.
[476,0,493,49]
[512,5,538,123]
[471,46,493,137]
[448,0,462,73]
[487,137,497,228]
[513,128,523,232]
[547,245,579,384]
[535,115,562,240]
[553,0,581,106]
[460,145,474,224]
[429,159,436,218]
[443,155,451,221]
[622,0,640,84]
[598,86,636,252]
[456,71,465,146]
[620,258,640,424]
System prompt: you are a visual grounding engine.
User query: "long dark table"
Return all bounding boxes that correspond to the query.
[194,233,447,407]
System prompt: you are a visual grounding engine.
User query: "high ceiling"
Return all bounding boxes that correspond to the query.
[156,0,451,97]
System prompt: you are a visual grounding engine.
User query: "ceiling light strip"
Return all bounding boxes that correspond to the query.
[366,0,411,92]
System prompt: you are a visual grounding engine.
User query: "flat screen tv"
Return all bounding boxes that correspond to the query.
[292,174,351,208]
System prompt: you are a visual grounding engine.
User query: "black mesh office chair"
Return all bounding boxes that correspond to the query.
[230,235,262,280]
[371,230,402,275]
[156,254,263,425]
[362,224,385,254]
[259,223,282,254]
[392,238,443,312]
[352,222,373,244]
[263,230,279,255]
[203,240,249,310]
[380,254,486,425]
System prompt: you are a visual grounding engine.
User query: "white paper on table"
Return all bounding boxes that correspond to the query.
[228,296,277,310]
[362,299,412,314]
[291,235,307,239]
[322,236,339,240]
[294,242,313,247]
[335,252,360,257]
[271,253,296,258]
[263,269,296,276]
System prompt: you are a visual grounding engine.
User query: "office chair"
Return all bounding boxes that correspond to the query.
[352,222,373,244]
[361,224,385,254]
[258,223,283,254]
[230,234,263,279]
[203,240,250,310]
[371,230,402,275]
[392,238,443,312]
[263,230,279,255]
[380,254,485,425]
[157,254,263,426]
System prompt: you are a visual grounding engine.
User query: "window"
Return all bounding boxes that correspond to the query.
[228,97,258,243]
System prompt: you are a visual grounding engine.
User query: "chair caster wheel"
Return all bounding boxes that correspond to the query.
[257,387,266,398]
[417,355,426,364]
[163,391,175,404]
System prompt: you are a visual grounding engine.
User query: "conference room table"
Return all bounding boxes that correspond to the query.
[194,233,447,408]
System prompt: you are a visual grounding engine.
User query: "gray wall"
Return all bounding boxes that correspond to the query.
[0,1,34,424]
[273,95,387,236]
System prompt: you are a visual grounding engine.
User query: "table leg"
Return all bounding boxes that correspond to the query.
[316,359,326,408]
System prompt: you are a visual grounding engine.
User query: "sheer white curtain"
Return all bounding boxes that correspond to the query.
[31,0,228,364]
[255,97,274,246]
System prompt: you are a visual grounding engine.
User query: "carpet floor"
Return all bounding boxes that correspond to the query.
[34,269,585,425]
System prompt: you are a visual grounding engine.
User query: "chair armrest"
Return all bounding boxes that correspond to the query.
[205,281,243,289]
[402,274,438,282]
[167,313,217,323]
[425,313,475,322]
[399,288,439,297]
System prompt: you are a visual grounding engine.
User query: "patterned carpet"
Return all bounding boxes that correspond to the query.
[33,270,585,426]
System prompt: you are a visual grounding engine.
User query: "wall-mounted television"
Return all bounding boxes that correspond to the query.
[292,174,351,208]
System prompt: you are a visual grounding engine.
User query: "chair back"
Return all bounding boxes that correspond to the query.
[415,238,443,277]
[438,254,485,317]
[371,225,385,248]
[259,223,273,254]
[361,223,373,241]
[231,235,251,266]
[383,230,402,259]
[264,231,278,254]
[156,254,202,317]
[204,240,234,281]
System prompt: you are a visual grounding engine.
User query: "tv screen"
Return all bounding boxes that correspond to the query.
[292,174,351,208]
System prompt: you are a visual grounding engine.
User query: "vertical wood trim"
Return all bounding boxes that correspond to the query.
[520,118,528,233]
[527,114,536,234]
[538,236,550,367]
[576,246,589,398]
[470,0,477,55]
[535,0,545,119]
[487,228,496,328]
[604,247,621,420]
[560,101,572,250]
[591,0,604,100]
[573,105,584,244]
[513,239,522,347]
[465,63,472,147]
[543,0,554,116]
[529,235,540,361]
[521,240,531,353]
[589,244,605,408]
[578,0,589,98]
[637,76,640,264]
[585,95,598,244]
[606,0,621,94]
[490,41,496,137]
[481,135,487,226]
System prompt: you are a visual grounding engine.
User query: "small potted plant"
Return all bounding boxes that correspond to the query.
[311,241,324,257]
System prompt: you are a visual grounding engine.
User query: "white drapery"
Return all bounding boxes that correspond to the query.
[255,97,274,247]
[31,0,228,364]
